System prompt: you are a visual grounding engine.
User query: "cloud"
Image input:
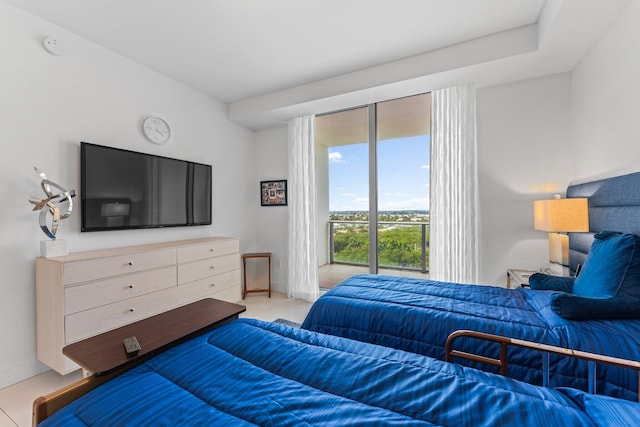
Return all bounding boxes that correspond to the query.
[382,191,410,198]
[341,192,357,197]
[329,151,344,163]
[421,164,430,170]
[332,196,370,211]
[353,197,369,204]
[379,197,429,211]
[383,191,408,197]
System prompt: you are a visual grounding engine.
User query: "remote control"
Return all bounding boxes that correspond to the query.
[123,336,142,356]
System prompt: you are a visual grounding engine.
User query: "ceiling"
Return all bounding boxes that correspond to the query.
[4,0,630,129]
[316,93,431,147]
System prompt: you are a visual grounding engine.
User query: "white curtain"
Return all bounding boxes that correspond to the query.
[287,115,320,302]
[430,85,479,284]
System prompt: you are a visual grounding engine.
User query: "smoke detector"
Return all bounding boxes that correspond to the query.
[42,37,63,56]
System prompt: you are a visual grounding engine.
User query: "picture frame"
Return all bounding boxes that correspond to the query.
[260,180,288,206]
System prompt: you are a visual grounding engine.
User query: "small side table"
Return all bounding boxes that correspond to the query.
[242,252,272,299]
[506,268,539,289]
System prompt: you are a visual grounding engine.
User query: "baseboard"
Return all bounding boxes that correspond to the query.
[0,358,49,390]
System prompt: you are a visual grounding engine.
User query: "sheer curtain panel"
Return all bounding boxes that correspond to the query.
[430,85,479,284]
[287,115,320,302]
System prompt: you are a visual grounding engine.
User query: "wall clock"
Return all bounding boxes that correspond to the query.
[142,116,171,144]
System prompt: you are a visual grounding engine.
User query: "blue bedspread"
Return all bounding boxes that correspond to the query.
[41,318,639,426]
[301,274,640,401]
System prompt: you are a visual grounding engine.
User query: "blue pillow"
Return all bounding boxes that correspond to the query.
[573,231,640,298]
[529,273,574,292]
[547,231,640,319]
[550,293,640,320]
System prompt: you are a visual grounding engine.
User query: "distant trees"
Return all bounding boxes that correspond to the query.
[379,226,427,268]
[332,222,429,270]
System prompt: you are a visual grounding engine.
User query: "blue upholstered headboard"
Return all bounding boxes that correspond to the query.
[567,171,640,273]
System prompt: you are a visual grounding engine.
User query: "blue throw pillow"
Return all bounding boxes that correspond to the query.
[573,231,640,298]
[529,273,574,292]
[548,231,640,320]
[550,293,640,320]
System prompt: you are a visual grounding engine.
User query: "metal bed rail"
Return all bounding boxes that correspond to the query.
[445,329,640,402]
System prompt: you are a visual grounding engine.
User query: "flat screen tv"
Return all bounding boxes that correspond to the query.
[81,142,212,232]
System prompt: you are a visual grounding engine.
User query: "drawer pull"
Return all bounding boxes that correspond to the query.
[209,248,216,252]
[128,284,135,289]
[210,265,216,270]
[210,283,216,287]
[129,308,135,312]
[128,262,134,266]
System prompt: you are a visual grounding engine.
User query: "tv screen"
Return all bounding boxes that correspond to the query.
[81,142,212,232]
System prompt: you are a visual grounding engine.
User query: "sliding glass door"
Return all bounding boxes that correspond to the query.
[376,94,431,273]
[316,106,370,269]
[316,93,430,286]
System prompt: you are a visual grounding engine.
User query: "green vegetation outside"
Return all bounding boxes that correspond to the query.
[332,221,429,270]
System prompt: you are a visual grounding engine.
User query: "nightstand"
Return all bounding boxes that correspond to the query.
[242,252,272,298]
[506,268,539,288]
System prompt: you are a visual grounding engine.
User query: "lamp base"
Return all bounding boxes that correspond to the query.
[40,239,68,258]
[547,233,572,276]
[548,233,569,265]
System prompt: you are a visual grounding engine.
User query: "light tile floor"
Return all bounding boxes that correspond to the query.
[319,263,428,289]
[0,292,313,427]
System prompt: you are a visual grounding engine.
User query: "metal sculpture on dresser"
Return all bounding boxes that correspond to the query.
[29,167,75,256]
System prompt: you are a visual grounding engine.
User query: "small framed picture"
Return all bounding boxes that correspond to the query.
[260,180,288,206]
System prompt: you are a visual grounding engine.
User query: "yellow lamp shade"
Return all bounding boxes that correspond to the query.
[533,198,589,232]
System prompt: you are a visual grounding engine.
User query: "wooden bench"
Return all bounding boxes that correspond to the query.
[33,298,245,425]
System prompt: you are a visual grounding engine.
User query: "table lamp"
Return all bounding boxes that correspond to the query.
[533,197,589,275]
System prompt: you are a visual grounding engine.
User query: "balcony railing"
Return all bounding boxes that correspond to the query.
[328,220,429,273]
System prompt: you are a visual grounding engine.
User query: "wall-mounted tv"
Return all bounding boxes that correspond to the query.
[81,142,212,232]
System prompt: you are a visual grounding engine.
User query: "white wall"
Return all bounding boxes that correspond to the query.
[471,0,640,281]
[251,127,334,293]
[466,0,640,285]
[253,127,289,293]
[571,0,640,182]
[476,73,574,285]
[0,2,256,388]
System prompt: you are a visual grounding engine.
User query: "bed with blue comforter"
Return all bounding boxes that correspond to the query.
[301,274,640,401]
[40,318,639,426]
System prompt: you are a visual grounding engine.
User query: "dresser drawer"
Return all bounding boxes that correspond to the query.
[64,266,177,315]
[177,270,240,305]
[178,253,239,284]
[177,239,239,264]
[63,249,176,285]
[65,289,177,344]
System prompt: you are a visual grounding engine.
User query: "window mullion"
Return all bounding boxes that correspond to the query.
[368,103,378,275]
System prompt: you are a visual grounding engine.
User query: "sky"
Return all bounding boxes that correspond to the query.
[328,134,430,212]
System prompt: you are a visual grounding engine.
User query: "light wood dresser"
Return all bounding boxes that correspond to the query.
[36,237,241,374]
